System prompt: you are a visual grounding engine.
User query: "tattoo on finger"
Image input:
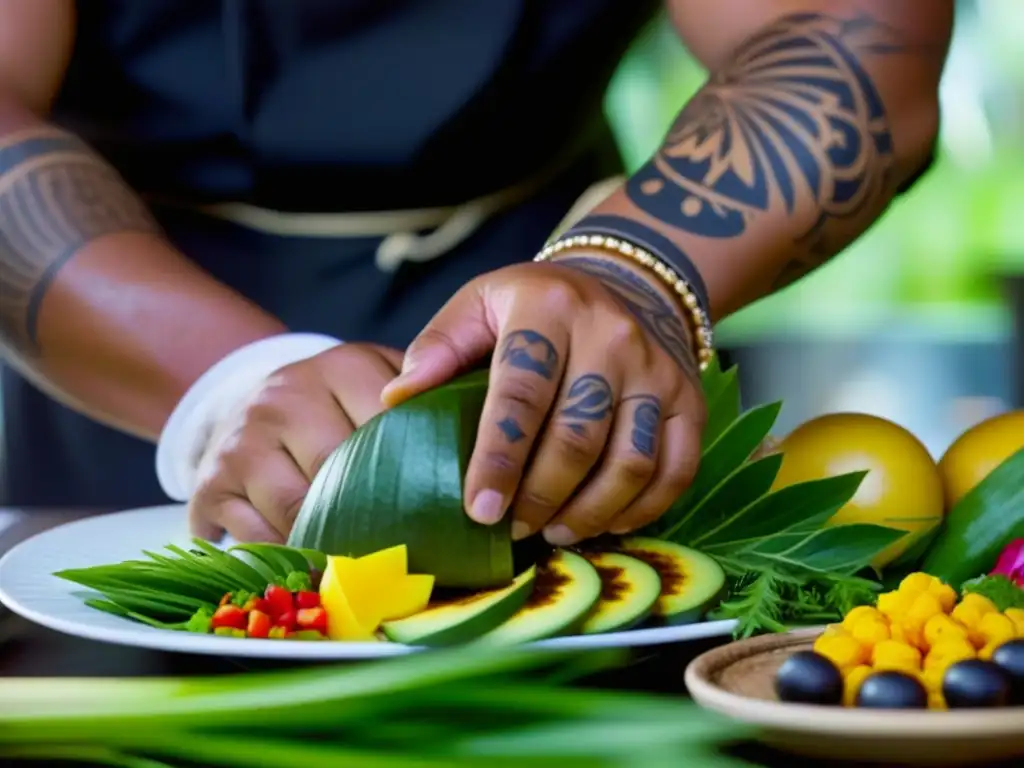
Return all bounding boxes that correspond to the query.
[560,373,613,436]
[625,394,662,458]
[500,329,559,379]
[497,416,527,443]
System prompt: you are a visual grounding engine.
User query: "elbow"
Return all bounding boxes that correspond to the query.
[893,91,942,190]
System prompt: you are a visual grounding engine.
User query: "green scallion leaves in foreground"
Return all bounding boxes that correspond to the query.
[0,647,755,768]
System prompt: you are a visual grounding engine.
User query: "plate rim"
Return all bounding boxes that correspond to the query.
[684,627,1024,738]
[0,505,738,659]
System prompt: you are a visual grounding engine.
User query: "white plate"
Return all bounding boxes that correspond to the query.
[0,505,738,660]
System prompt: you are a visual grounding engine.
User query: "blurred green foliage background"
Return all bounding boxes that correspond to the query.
[603,0,1024,344]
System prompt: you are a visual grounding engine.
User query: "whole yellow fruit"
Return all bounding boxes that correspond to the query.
[938,410,1024,509]
[771,413,944,568]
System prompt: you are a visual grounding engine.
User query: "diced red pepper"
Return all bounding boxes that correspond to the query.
[295,607,328,634]
[218,592,233,607]
[242,596,272,615]
[295,591,321,610]
[264,584,294,617]
[274,611,297,631]
[268,626,289,640]
[211,604,247,631]
[246,609,272,639]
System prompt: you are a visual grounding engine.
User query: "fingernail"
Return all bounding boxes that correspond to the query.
[609,525,633,536]
[470,489,506,525]
[399,353,418,375]
[543,524,578,546]
[511,521,532,541]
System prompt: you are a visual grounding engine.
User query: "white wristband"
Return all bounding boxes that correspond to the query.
[155,332,344,501]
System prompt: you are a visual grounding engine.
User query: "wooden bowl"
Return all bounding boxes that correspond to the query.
[685,627,1024,765]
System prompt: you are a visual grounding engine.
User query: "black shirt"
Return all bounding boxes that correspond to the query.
[53,0,660,211]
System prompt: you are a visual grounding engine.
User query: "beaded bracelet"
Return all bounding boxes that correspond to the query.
[534,232,715,371]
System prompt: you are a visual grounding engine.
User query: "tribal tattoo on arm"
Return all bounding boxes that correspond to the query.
[625,12,909,288]
[0,127,160,355]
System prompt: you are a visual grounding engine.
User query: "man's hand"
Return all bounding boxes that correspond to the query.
[188,343,405,543]
[382,255,707,545]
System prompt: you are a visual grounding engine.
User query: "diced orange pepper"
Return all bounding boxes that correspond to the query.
[211,604,247,631]
[246,609,272,639]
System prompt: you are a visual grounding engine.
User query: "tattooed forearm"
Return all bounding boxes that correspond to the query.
[0,127,160,355]
[552,255,697,374]
[626,12,906,288]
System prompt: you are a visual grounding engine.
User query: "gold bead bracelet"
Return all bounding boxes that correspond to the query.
[534,233,714,371]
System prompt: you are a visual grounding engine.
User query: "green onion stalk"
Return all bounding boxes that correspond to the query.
[0,647,753,768]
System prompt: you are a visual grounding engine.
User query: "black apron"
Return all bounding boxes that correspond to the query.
[0,0,659,508]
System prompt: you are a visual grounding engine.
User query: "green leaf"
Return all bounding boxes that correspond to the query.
[288,369,513,590]
[748,524,907,574]
[656,455,782,544]
[186,539,269,592]
[692,471,867,552]
[922,446,1024,587]
[651,405,782,540]
[701,365,741,449]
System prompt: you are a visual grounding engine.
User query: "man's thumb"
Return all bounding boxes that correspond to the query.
[381,293,494,407]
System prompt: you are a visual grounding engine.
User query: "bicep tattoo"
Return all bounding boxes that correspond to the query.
[626,12,907,286]
[0,127,159,355]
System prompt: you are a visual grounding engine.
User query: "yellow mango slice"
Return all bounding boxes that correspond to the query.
[377,574,435,621]
[322,546,435,633]
[352,544,409,581]
[319,560,378,642]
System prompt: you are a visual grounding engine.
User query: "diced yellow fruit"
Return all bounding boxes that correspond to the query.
[899,572,938,595]
[815,634,870,672]
[977,612,1016,648]
[891,619,928,653]
[376,574,435,621]
[928,692,947,711]
[843,665,873,707]
[959,592,997,617]
[923,613,970,652]
[1003,608,1024,637]
[906,592,944,625]
[927,582,958,614]
[950,602,989,648]
[877,590,914,621]
[920,667,945,693]
[822,623,850,638]
[872,639,922,672]
[924,638,976,675]
[319,562,378,642]
[842,606,882,631]
[851,618,891,649]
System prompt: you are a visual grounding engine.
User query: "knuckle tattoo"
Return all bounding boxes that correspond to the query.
[624,394,662,459]
[500,329,559,380]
